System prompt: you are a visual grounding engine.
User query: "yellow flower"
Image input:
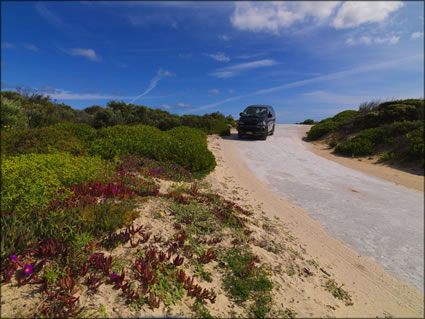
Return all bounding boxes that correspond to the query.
[159,211,164,216]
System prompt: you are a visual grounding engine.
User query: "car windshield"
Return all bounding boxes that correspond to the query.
[242,107,268,117]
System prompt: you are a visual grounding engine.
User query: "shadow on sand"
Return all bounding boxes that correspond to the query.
[221,132,268,142]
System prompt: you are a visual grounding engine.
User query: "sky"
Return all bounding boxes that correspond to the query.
[1,1,424,123]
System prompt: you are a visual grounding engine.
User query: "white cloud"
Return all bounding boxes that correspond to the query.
[68,48,101,62]
[2,42,15,49]
[230,2,340,34]
[208,89,220,96]
[210,59,277,78]
[159,104,172,109]
[346,35,400,46]
[176,102,190,108]
[206,52,230,62]
[333,2,403,29]
[230,2,403,34]
[411,32,424,39]
[218,34,230,41]
[23,44,39,52]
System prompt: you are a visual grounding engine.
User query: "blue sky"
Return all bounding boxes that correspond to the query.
[1,1,424,123]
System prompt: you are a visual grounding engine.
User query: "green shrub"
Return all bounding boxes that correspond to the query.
[383,120,423,137]
[307,119,339,140]
[298,119,315,125]
[90,125,216,174]
[166,126,208,145]
[51,122,98,145]
[354,100,424,130]
[0,97,28,130]
[406,126,424,158]
[3,127,86,156]
[1,153,112,215]
[335,128,383,156]
[211,120,231,136]
[223,248,273,304]
[307,110,357,140]
[80,202,139,237]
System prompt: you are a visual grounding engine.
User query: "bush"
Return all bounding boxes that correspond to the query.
[167,126,208,145]
[298,119,315,124]
[307,119,339,140]
[79,202,139,237]
[1,153,112,215]
[0,97,28,130]
[335,128,383,156]
[406,126,424,159]
[90,125,172,160]
[51,122,98,145]
[307,110,357,140]
[211,120,231,136]
[382,120,423,137]
[353,100,424,130]
[3,127,86,156]
[90,125,216,174]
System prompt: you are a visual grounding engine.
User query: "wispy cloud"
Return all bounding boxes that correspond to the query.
[39,88,129,100]
[205,52,230,62]
[66,48,101,62]
[236,53,264,60]
[176,102,191,108]
[130,69,174,103]
[411,32,424,39]
[208,89,220,96]
[179,53,192,59]
[35,3,64,27]
[196,55,422,111]
[2,42,15,49]
[346,35,400,46]
[158,104,172,110]
[218,34,231,41]
[23,44,39,52]
[210,59,277,78]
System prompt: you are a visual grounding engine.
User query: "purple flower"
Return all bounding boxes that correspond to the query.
[10,254,17,260]
[112,189,117,192]
[110,273,117,279]
[23,264,34,275]
[103,197,107,201]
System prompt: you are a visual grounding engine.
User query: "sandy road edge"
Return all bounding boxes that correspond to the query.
[297,125,424,193]
[205,133,424,318]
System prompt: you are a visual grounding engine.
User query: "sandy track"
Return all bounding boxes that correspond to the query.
[235,124,424,292]
[206,131,424,318]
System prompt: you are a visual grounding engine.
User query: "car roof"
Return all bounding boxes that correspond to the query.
[245,105,273,109]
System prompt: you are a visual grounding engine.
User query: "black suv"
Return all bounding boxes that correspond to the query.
[237,105,276,140]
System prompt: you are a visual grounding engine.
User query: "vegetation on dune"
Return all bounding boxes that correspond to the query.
[0,90,234,135]
[296,119,315,125]
[306,110,358,140]
[306,99,424,167]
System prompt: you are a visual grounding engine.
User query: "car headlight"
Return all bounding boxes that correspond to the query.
[258,121,266,126]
